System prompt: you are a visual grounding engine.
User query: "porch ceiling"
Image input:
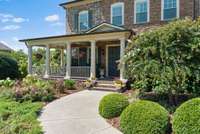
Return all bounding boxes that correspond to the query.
[19,30,132,47]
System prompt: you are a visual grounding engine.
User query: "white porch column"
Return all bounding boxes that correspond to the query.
[60,49,64,67]
[27,45,33,74]
[65,42,71,79]
[120,38,126,80]
[44,45,50,78]
[90,40,96,79]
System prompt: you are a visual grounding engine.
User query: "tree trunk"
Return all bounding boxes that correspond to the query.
[168,92,175,106]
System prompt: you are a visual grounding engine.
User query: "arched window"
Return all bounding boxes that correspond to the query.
[111,2,124,26]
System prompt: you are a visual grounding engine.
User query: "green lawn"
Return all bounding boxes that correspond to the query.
[0,99,43,134]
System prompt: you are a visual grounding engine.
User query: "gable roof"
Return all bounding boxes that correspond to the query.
[86,22,126,33]
[0,42,13,51]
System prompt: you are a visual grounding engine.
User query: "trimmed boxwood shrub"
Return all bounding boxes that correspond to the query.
[172,98,200,134]
[120,100,169,134]
[99,93,129,119]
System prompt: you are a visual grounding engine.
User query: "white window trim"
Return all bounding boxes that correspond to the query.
[78,10,89,31]
[111,2,124,26]
[161,0,180,21]
[134,0,150,24]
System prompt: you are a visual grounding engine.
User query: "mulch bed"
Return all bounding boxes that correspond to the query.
[107,117,120,130]
[54,89,83,99]
[105,90,189,134]
[106,89,135,131]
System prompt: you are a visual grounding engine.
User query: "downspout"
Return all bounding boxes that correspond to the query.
[193,0,196,20]
[127,30,136,41]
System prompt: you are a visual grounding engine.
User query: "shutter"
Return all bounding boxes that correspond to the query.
[73,10,79,33]
[88,10,93,29]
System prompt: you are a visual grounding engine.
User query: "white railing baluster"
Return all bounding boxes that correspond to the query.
[32,66,90,78]
[71,66,90,78]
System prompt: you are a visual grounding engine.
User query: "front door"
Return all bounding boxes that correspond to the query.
[108,46,120,77]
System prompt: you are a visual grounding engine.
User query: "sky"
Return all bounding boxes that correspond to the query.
[0,0,69,52]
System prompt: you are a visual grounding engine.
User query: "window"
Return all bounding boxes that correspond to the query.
[162,0,179,20]
[111,2,124,26]
[134,0,149,24]
[71,47,90,66]
[79,11,89,31]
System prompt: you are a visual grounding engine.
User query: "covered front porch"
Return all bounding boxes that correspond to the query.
[20,23,132,80]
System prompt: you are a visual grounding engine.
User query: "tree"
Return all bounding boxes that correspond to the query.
[0,55,20,79]
[124,18,200,105]
[10,50,28,78]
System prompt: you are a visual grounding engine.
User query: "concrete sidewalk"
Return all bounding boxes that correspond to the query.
[39,90,122,134]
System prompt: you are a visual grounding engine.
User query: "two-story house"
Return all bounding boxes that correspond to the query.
[20,0,200,81]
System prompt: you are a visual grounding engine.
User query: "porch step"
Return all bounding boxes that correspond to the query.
[96,80,114,85]
[95,83,116,88]
[92,87,121,92]
[90,80,122,92]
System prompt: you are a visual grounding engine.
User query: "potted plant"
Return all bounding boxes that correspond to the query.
[100,66,104,79]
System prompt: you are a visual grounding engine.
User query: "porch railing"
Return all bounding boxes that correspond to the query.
[71,66,90,78]
[32,65,45,76]
[32,66,90,78]
[50,66,66,76]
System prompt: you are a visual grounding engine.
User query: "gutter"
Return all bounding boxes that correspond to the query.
[19,30,132,42]
[59,0,84,7]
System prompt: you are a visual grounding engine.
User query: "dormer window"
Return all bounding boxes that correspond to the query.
[79,11,89,31]
[111,2,124,26]
[162,0,179,20]
[134,0,149,24]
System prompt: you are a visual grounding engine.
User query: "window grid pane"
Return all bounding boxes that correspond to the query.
[113,16,122,26]
[136,12,147,23]
[136,2,147,13]
[164,0,176,9]
[113,6,122,17]
[164,8,177,20]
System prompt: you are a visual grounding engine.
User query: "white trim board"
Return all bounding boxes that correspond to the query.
[86,23,125,33]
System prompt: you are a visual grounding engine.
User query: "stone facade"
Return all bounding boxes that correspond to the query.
[65,0,197,34]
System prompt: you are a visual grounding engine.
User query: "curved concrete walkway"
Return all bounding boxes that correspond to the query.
[39,90,122,134]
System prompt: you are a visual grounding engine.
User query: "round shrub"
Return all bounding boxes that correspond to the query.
[99,93,129,119]
[120,100,169,134]
[172,98,200,134]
